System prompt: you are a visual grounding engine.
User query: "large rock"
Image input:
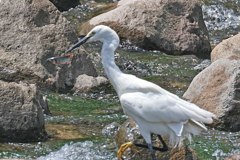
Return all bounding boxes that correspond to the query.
[211,33,240,62]
[0,80,48,142]
[115,118,200,160]
[0,0,97,92]
[80,0,211,59]
[183,55,240,131]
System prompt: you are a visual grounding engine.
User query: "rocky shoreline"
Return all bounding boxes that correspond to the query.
[0,0,239,159]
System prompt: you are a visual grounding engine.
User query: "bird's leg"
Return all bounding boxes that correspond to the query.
[148,143,157,160]
[117,142,140,160]
[117,135,168,160]
[133,134,168,151]
[157,135,168,151]
[133,142,168,151]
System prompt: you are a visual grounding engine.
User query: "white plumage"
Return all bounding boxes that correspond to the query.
[116,72,213,147]
[65,25,215,159]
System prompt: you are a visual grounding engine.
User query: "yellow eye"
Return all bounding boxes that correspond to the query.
[89,31,95,37]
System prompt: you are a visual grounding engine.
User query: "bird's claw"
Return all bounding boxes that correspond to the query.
[117,142,140,160]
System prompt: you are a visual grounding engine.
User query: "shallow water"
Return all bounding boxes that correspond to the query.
[202,0,240,46]
[187,129,240,159]
[38,140,118,160]
[1,0,240,159]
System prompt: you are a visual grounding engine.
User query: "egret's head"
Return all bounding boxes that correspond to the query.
[65,25,119,54]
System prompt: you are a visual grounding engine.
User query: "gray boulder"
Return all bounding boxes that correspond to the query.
[80,0,211,58]
[115,118,200,160]
[183,55,240,131]
[0,80,48,142]
[0,0,97,92]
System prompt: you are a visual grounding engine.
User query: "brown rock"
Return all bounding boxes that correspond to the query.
[224,154,240,160]
[0,0,97,92]
[115,118,200,160]
[183,55,240,131]
[0,80,48,142]
[80,0,211,59]
[211,33,240,62]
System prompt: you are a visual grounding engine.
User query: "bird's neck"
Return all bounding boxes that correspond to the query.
[101,43,124,96]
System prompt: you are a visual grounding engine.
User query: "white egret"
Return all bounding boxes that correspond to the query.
[63,25,215,160]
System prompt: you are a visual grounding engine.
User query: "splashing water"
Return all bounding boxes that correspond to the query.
[38,141,118,160]
[203,4,240,31]
[202,0,240,46]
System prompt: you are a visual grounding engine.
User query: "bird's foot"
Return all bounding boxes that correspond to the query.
[117,142,140,160]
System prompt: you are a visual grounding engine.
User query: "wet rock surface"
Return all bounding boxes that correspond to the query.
[115,119,200,160]
[0,80,48,142]
[81,0,211,59]
[0,0,97,92]
[183,55,240,131]
[102,122,120,136]
[45,123,102,140]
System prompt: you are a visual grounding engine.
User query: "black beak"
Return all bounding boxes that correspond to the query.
[65,36,91,54]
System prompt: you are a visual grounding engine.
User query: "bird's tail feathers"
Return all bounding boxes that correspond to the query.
[176,100,215,124]
[169,119,208,148]
[169,130,193,148]
[163,90,215,123]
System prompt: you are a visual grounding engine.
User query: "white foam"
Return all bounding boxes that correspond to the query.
[38,141,118,160]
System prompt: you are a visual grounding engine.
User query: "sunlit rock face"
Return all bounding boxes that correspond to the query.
[115,118,200,160]
[0,0,97,92]
[211,33,240,62]
[80,0,211,59]
[0,80,48,142]
[183,54,240,132]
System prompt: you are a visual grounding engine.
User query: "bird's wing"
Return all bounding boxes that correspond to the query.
[120,92,211,123]
[122,75,214,124]
[124,75,183,100]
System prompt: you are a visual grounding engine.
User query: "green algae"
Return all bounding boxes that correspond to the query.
[45,92,127,124]
[46,93,119,116]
